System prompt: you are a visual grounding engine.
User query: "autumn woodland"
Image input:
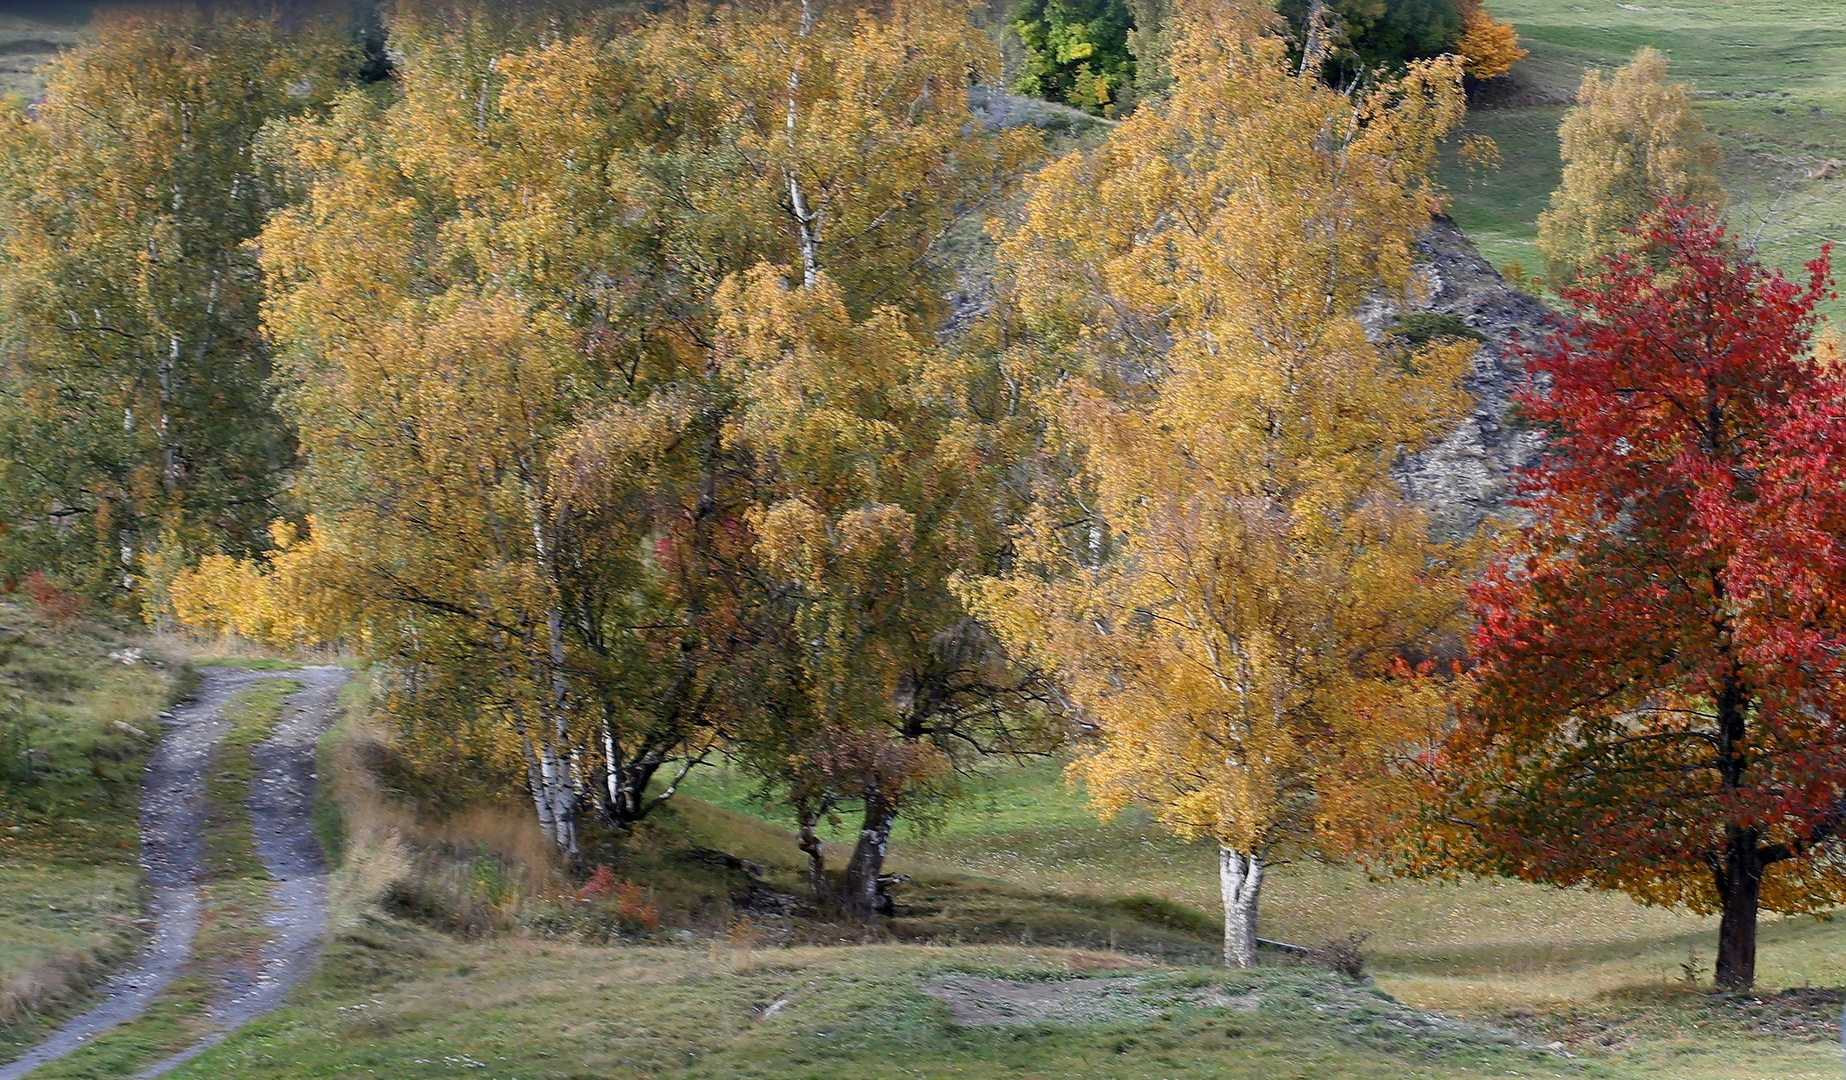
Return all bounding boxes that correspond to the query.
[3,0,1846,1075]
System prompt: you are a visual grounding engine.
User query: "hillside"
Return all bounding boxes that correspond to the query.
[73,736,1844,1080]
[0,8,86,101]
[1441,0,1846,321]
[0,602,180,1060]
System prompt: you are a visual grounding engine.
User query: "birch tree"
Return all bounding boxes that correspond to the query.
[198,0,1038,861]
[715,266,1051,916]
[1536,48,1724,284]
[0,5,352,605]
[967,0,1474,966]
[251,17,702,853]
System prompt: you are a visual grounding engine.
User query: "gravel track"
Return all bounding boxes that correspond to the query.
[0,665,348,1080]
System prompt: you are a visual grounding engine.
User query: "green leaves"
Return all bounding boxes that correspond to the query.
[0,6,356,604]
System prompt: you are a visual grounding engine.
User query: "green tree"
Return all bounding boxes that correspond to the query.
[1280,0,1464,83]
[0,4,354,607]
[1536,47,1724,284]
[1011,0,1138,114]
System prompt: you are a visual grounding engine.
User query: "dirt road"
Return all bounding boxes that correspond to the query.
[0,665,348,1080]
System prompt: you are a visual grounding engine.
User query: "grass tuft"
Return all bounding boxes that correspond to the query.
[0,603,179,1057]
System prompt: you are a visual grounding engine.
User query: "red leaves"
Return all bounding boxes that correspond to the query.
[1449,202,1846,915]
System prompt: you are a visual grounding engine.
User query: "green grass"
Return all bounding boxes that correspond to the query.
[671,758,1846,1076]
[26,679,299,1080]
[164,940,1608,1080]
[0,602,180,1054]
[1440,0,1846,321]
[194,657,304,671]
[132,732,1843,1078]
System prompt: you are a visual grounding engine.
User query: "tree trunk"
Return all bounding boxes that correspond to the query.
[1711,665,1760,990]
[1219,846,1264,969]
[1714,826,1764,990]
[784,0,821,287]
[841,795,898,920]
[1298,0,1330,78]
[517,731,557,847]
[797,814,831,907]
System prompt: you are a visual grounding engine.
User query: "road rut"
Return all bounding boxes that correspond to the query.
[0,665,348,1080]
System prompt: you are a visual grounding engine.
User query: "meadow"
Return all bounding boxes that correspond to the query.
[1441,0,1846,322]
[78,746,1835,1080]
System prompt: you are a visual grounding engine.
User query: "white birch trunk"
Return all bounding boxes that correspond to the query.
[520,467,579,856]
[785,0,820,287]
[517,731,557,847]
[1219,846,1264,969]
[1298,0,1330,79]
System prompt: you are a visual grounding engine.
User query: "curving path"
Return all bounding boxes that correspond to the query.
[0,665,349,1080]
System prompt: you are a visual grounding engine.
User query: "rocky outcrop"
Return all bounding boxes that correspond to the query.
[945,207,1551,537]
[1369,215,1554,538]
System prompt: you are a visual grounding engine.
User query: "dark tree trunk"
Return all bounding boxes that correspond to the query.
[797,816,831,907]
[1714,826,1764,990]
[600,758,662,826]
[1712,665,1761,991]
[840,794,898,920]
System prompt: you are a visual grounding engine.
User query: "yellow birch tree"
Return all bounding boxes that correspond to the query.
[179,0,1038,863]
[1536,47,1725,284]
[966,0,1475,966]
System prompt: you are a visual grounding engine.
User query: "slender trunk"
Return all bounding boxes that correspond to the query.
[522,469,578,857]
[536,742,578,856]
[603,722,635,821]
[841,794,898,920]
[516,729,556,847]
[1298,0,1330,79]
[796,802,832,906]
[160,334,176,493]
[118,531,135,593]
[1219,846,1264,969]
[784,0,820,287]
[1714,827,1763,990]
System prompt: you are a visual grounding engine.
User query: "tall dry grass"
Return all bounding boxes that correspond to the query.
[0,944,131,1031]
[320,685,564,939]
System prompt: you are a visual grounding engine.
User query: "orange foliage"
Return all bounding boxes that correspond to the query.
[20,572,88,627]
[1455,0,1525,80]
[575,865,661,930]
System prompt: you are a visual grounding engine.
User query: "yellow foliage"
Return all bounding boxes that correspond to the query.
[1455,0,1526,81]
[970,0,1475,868]
[1536,47,1726,283]
[167,519,355,647]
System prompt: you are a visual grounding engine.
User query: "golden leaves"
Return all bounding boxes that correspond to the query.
[974,0,1474,857]
[1455,0,1527,82]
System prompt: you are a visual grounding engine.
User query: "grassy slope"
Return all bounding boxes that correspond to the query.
[681,760,1846,1077]
[175,941,1599,1080]
[0,602,180,1054]
[1441,0,1846,322]
[149,736,1598,1080]
[131,743,1841,1079]
[0,7,88,102]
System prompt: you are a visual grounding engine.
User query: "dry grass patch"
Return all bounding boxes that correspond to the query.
[0,603,180,1056]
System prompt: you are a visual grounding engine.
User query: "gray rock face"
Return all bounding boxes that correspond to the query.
[945,209,1551,537]
[1367,216,1554,538]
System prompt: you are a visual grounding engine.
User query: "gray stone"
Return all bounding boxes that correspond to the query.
[1366,216,1552,538]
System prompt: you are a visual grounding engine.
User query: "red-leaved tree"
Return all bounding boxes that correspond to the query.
[1446,204,1843,990]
